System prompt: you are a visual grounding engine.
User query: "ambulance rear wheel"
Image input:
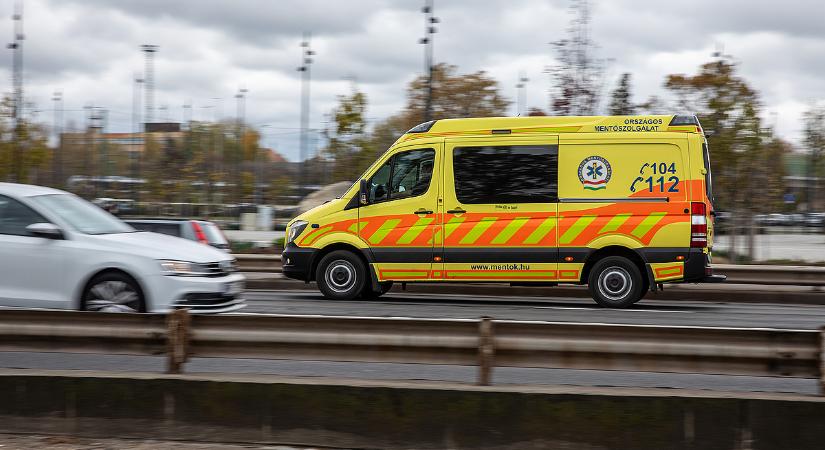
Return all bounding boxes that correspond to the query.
[316,250,367,300]
[588,256,644,308]
[639,278,650,301]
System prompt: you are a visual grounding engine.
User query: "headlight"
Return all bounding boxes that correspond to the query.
[159,260,210,276]
[286,220,309,244]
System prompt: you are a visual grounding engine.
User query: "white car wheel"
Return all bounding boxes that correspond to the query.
[83,273,145,313]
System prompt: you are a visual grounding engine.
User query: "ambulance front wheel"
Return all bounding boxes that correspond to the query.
[316,250,367,300]
[587,256,644,308]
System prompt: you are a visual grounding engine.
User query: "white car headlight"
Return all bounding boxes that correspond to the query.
[286,220,309,244]
[159,260,210,276]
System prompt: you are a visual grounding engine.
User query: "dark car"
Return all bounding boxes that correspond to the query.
[804,212,825,228]
[713,211,731,225]
[125,218,230,251]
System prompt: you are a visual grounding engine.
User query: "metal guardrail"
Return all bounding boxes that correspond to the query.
[232,254,825,286]
[0,310,166,355]
[234,254,282,273]
[233,254,282,262]
[0,309,822,392]
[713,264,825,287]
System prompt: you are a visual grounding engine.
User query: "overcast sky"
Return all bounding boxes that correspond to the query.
[1,0,824,161]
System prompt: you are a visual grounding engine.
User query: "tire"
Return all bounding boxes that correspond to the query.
[587,256,644,308]
[639,277,650,301]
[316,250,367,300]
[82,272,146,313]
[361,281,393,299]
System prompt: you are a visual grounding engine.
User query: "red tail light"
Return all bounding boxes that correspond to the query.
[190,221,208,244]
[690,202,707,248]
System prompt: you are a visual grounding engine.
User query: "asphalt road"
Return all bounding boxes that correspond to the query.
[2,289,824,396]
[241,289,825,330]
[0,352,816,396]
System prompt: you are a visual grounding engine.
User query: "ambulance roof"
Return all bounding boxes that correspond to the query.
[398,115,701,143]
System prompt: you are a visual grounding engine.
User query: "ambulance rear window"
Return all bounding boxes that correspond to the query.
[453,145,558,204]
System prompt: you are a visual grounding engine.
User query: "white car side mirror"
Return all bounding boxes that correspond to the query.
[26,222,64,240]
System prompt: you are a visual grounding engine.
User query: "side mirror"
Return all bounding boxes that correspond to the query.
[26,222,64,240]
[359,179,369,205]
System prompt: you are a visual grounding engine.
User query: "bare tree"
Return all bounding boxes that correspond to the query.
[547,0,608,116]
[665,55,771,262]
[803,103,825,212]
[607,73,635,115]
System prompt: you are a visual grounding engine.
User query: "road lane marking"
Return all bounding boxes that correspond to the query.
[532,306,695,313]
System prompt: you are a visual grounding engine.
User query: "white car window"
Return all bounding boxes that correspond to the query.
[30,194,135,235]
[0,195,48,237]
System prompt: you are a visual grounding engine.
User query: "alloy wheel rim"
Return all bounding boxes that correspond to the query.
[86,280,140,313]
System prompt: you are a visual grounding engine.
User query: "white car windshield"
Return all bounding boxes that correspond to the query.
[31,194,135,235]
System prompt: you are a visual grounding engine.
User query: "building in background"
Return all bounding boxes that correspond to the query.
[59,122,183,158]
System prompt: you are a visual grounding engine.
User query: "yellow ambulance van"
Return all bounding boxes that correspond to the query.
[283,115,724,307]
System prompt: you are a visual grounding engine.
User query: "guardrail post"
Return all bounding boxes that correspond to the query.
[166,309,191,374]
[477,316,494,386]
[820,326,825,396]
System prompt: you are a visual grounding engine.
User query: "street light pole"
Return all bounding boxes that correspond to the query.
[235,87,248,203]
[256,124,271,205]
[236,88,247,131]
[201,104,214,207]
[99,108,108,195]
[7,1,24,182]
[83,104,92,197]
[182,101,192,128]
[89,106,104,199]
[212,97,224,201]
[297,33,314,195]
[419,0,438,123]
[516,72,529,116]
[140,44,158,126]
[52,91,63,187]
[132,76,143,202]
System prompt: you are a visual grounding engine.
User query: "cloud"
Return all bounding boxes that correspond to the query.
[0,0,822,161]
[61,0,394,45]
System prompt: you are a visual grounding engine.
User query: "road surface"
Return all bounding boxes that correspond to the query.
[240,289,825,329]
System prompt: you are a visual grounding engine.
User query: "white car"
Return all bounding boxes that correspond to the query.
[0,183,245,313]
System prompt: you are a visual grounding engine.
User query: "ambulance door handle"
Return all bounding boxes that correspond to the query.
[414,208,434,215]
[446,208,466,215]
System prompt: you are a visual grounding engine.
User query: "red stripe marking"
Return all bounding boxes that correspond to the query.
[378,270,430,280]
[445,270,557,280]
[654,266,684,278]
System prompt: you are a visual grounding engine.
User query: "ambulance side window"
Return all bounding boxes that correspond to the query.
[368,162,392,202]
[389,149,435,199]
[453,145,558,204]
[367,148,435,204]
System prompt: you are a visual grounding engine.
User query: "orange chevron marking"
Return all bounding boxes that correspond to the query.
[299,180,707,249]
